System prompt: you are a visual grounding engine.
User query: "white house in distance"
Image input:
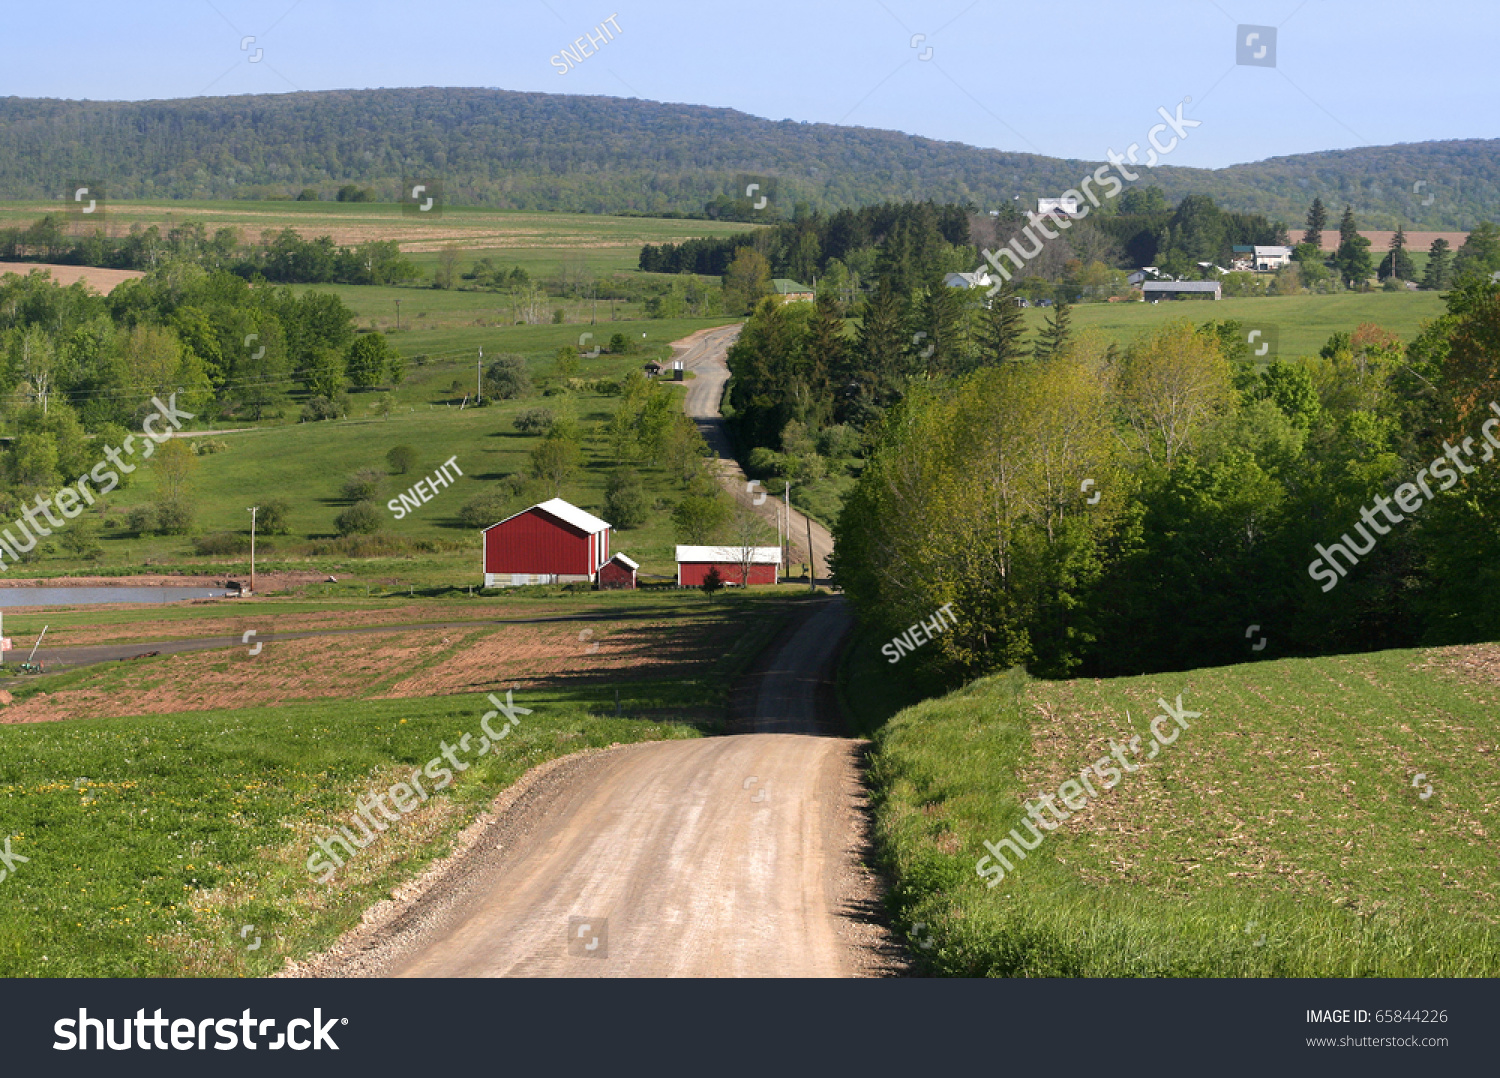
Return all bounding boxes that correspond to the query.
[1253,245,1294,271]
[943,269,993,290]
[1037,197,1081,217]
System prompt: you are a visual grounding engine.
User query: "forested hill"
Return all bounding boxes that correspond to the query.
[0,87,1494,228]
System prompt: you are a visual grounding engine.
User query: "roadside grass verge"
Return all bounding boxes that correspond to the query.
[861,647,1500,977]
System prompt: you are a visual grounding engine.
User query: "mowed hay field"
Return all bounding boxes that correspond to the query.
[1023,291,1448,357]
[865,644,1500,977]
[0,199,759,275]
[0,593,795,976]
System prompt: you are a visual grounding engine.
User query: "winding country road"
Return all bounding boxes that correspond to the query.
[294,325,896,979]
[673,324,836,582]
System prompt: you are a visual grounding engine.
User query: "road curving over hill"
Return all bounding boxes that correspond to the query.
[673,323,835,582]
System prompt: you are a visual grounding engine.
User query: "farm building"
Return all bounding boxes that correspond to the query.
[597,553,639,590]
[676,546,781,587]
[482,498,612,587]
[770,279,814,303]
[1141,280,1222,301]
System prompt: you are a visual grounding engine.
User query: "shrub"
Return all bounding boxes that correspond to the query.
[552,309,566,324]
[300,394,347,422]
[335,499,383,536]
[608,332,630,354]
[190,438,230,456]
[127,504,158,536]
[604,469,648,528]
[192,532,251,556]
[817,424,862,459]
[155,498,195,536]
[513,407,556,435]
[341,467,386,502]
[386,444,420,474]
[458,490,514,529]
[745,446,785,478]
[60,520,102,558]
[258,498,293,535]
[483,354,530,401]
[701,565,724,599]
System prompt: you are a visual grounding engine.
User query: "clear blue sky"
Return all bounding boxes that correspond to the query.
[4,0,1492,169]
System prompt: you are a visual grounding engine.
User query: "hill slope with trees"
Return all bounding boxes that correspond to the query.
[0,88,1495,228]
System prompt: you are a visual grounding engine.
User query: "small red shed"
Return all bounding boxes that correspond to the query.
[597,553,639,590]
[483,498,611,587]
[675,545,781,587]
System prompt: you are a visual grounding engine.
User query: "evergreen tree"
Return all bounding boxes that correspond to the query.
[1032,299,1073,361]
[1378,226,1415,281]
[973,279,1028,370]
[844,276,908,424]
[1422,239,1453,291]
[800,294,846,429]
[910,279,967,378]
[1302,197,1327,247]
[1334,206,1373,287]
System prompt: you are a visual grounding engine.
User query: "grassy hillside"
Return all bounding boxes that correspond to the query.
[1024,291,1447,358]
[0,590,797,976]
[855,643,1500,977]
[2,89,1496,227]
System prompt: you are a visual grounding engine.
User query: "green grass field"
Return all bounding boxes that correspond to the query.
[0,590,795,977]
[1025,291,1447,357]
[851,640,1500,977]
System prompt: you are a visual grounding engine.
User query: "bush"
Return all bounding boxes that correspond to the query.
[483,354,531,401]
[190,438,230,456]
[386,445,420,474]
[458,490,514,529]
[609,332,630,354]
[192,532,252,556]
[341,467,386,502]
[604,469,649,528]
[300,394,347,422]
[745,446,785,479]
[155,498,195,536]
[817,424,862,459]
[258,498,293,535]
[60,520,102,558]
[552,309,566,324]
[335,499,383,536]
[127,504,158,537]
[513,407,557,435]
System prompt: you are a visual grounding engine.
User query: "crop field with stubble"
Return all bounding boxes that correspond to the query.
[860,643,1500,977]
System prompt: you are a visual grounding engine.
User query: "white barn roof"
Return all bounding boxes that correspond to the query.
[675,545,782,564]
[609,553,640,570]
[483,497,611,534]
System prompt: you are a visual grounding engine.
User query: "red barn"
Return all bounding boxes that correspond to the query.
[676,545,781,587]
[483,498,612,587]
[597,553,638,590]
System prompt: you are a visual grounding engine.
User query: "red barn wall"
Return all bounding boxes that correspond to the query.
[678,561,778,587]
[484,510,597,576]
[598,560,636,590]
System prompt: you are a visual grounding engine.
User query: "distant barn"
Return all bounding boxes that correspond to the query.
[597,553,638,590]
[482,498,612,587]
[676,545,781,587]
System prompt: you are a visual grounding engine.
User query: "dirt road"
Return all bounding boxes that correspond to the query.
[296,600,896,978]
[673,324,835,582]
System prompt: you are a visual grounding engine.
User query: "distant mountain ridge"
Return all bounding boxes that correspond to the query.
[0,87,1493,229]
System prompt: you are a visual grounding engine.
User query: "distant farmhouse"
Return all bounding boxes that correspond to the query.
[943,270,993,290]
[770,279,813,303]
[1037,197,1080,217]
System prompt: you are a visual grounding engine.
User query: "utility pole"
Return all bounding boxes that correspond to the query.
[395,298,401,330]
[247,506,258,595]
[784,481,791,577]
[806,513,815,593]
[477,347,483,405]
